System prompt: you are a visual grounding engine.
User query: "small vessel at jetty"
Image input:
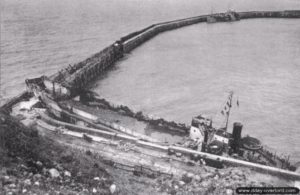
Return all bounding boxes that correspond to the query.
[185,92,281,168]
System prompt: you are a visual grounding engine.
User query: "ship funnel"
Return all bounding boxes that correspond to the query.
[231,122,243,153]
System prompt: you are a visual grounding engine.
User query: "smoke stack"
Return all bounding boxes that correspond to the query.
[231,122,243,153]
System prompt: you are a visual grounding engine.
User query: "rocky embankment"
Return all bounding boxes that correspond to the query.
[0,111,292,195]
[0,112,114,194]
[0,157,116,195]
[154,167,273,195]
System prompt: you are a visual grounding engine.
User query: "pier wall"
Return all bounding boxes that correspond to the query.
[239,10,300,19]
[49,43,123,85]
[51,15,209,97]
[122,16,207,52]
[60,44,123,91]
[30,10,300,99]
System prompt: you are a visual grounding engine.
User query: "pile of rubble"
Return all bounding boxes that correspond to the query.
[155,167,273,195]
[0,151,118,195]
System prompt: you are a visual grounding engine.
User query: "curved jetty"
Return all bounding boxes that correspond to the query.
[22,10,300,100]
[1,10,300,182]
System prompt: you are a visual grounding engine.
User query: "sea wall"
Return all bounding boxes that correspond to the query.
[2,10,300,102]
[48,10,299,97]
[122,15,207,53]
[59,44,123,95]
[55,14,208,93]
[238,10,300,19]
[49,45,123,84]
[49,15,209,97]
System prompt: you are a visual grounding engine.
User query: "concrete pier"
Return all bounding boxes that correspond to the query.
[33,10,299,100]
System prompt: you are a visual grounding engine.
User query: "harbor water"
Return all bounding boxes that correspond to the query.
[1,0,300,161]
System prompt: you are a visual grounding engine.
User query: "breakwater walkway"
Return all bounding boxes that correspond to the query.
[23,10,300,100]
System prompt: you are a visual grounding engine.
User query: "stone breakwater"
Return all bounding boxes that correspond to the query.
[23,10,299,101]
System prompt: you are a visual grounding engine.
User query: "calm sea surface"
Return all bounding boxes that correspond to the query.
[1,0,300,161]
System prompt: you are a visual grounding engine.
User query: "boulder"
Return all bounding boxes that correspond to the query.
[56,164,64,171]
[34,181,40,186]
[36,161,43,167]
[226,188,233,195]
[178,181,185,186]
[182,174,193,183]
[202,172,214,179]
[194,175,201,181]
[8,183,16,188]
[110,184,117,194]
[2,176,12,185]
[42,168,48,175]
[33,174,42,180]
[214,175,219,180]
[175,152,182,158]
[231,174,240,180]
[64,171,71,177]
[92,188,97,193]
[201,180,211,188]
[187,173,194,178]
[24,179,32,186]
[232,169,244,177]
[49,168,60,178]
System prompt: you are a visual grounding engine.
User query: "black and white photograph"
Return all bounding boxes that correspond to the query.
[0,0,300,194]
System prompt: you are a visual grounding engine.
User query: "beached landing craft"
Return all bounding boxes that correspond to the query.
[1,10,300,182]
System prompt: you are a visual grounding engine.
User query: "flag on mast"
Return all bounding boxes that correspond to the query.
[221,91,233,116]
